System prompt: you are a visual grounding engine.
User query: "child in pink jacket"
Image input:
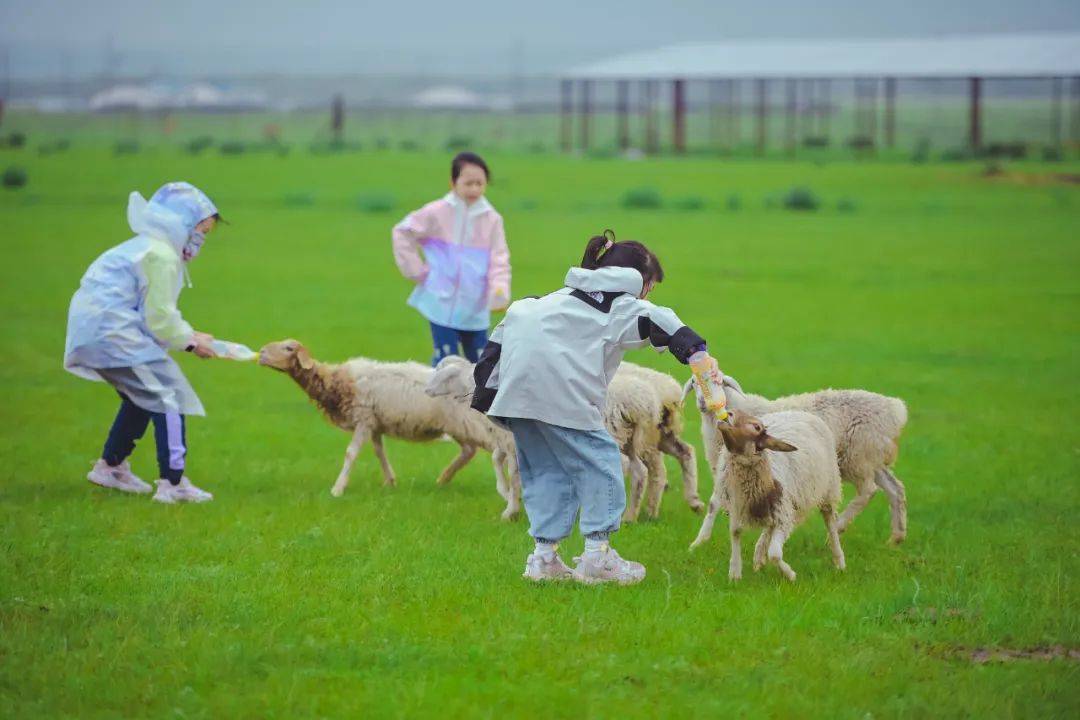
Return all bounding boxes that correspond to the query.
[392,152,511,365]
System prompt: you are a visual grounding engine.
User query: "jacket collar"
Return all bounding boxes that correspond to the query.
[444,191,493,217]
[564,266,643,297]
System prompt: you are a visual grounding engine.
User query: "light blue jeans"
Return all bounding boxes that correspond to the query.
[503,417,626,544]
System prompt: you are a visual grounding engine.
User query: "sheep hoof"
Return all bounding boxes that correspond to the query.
[330,486,345,497]
[688,498,705,513]
[500,508,520,522]
[728,572,742,582]
[382,479,396,488]
[888,533,906,546]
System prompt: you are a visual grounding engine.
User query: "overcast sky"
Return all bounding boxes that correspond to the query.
[2,0,1079,79]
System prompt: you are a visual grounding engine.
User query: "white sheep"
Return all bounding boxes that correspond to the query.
[689,378,909,544]
[425,356,674,522]
[258,340,511,508]
[425,355,521,521]
[616,361,703,512]
[690,410,846,583]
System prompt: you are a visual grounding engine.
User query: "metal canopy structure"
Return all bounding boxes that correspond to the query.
[557,33,1080,155]
[565,34,1080,81]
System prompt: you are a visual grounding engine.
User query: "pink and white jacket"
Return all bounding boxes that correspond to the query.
[392,192,511,331]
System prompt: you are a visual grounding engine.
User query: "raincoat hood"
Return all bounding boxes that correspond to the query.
[564,266,644,297]
[127,182,218,255]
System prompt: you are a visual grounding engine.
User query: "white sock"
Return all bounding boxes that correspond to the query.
[584,537,608,554]
[534,541,557,559]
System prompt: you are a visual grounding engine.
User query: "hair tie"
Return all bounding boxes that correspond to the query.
[596,238,614,259]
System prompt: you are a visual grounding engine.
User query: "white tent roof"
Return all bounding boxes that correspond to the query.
[564,33,1080,80]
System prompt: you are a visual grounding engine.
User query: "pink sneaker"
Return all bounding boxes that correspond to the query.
[152,478,213,504]
[87,459,152,494]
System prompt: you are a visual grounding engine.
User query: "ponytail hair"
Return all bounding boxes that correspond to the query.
[581,229,665,284]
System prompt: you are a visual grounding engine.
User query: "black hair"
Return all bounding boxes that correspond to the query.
[580,229,665,284]
[451,152,490,182]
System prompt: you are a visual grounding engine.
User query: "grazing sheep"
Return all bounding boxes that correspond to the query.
[690,410,845,583]
[617,361,703,512]
[688,378,909,544]
[427,356,675,522]
[258,339,507,503]
[425,355,521,521]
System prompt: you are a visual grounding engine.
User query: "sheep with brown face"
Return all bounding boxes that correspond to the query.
[687,377,909,545]
[690,410,845,583]
[259,339,507,501]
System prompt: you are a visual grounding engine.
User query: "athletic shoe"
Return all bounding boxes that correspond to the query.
[573,545,646,585]
[523,552,577,582]
[152,477,213,504]
[87,459,152,494]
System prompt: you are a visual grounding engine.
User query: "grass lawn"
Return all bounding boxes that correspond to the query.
[1,144,1078,718]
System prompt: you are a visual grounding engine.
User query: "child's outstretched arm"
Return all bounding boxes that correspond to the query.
[487,215,511,311]
[391,205,434,283]
[142,244,195,352]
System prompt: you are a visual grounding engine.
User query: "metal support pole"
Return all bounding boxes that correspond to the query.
[730,79,740,149]
[884,77,897,148]
[579,79,591,152]
[820,78,831,140]
[1051,76,1063,150]
[560,79,572,153]
[645,80,658,154]
[616,79,630,151]
[673,79,686,153]
[785,78,797,156]
[755,78,767,156]
[709,79,721,151]
[969,76,982,153]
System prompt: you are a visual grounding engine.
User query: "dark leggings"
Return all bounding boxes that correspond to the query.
[101,395,186,484]
[429,322,489,367]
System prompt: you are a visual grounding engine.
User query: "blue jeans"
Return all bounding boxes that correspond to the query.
[429,322,488,367]
[101,394,186,483]
[504,417,625,543]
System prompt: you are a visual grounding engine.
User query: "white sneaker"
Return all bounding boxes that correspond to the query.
[523,552,577,582]
[153,477,213,504]
[573,545,646,585]
[87,459,152,494]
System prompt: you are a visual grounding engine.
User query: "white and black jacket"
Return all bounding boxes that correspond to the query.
[472,266,706,431]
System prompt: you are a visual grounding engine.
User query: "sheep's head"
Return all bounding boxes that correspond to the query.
[258,339,315,373]
[717,411,798,456]
[425,355,476,401]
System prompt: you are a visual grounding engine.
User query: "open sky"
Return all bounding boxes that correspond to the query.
[2,0,1079,78]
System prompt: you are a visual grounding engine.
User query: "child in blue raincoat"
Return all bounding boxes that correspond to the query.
[65,182,222,503]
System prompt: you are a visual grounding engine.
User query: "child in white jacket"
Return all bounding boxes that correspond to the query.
[471,231,724,585]
[65,182,221,504]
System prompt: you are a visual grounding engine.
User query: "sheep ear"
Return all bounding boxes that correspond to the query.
[761,435,797,453]
[296,346,315,370]
[717,424,741,453]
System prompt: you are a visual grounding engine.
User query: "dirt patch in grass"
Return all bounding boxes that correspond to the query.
[979,171,1080,186]
[968,646,1080,664]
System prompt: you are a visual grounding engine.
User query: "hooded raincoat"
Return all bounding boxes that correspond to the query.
[64,182,218,416]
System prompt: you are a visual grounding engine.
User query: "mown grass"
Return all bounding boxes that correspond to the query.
[1,144,1078,718]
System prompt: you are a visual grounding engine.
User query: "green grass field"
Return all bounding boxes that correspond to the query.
[1,140,1079,717]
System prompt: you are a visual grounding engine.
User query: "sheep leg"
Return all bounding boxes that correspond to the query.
[689,492,724,550]
[622,454,648,522]
[370,433,396,487]
[821,505,846,571]
[728,522,743,581]
[767,527,797,582]
[501,453,522,522]
[660,433,703,512]
[874,468,908,545]
[753,529,772,572]
[644,451,667,519]
[836,476,878,535]
[331,426,370,497]
[436,444,477,486]
[492,448,511,502]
